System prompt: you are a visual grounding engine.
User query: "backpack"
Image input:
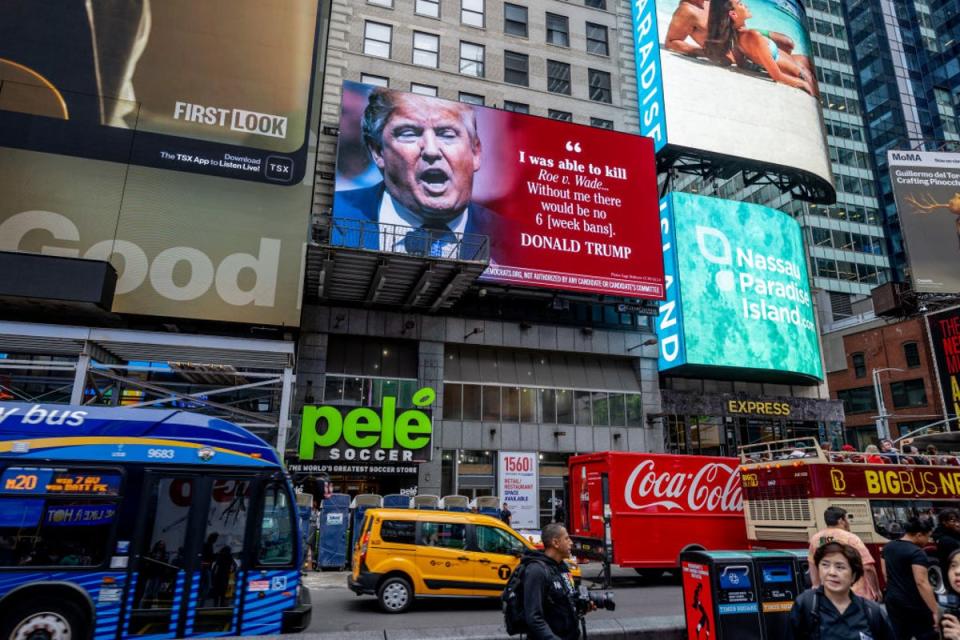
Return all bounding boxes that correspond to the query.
[502,561,529,635]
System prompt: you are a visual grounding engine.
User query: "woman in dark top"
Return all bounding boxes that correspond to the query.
[941,548,960,640]
[787,542,895,640]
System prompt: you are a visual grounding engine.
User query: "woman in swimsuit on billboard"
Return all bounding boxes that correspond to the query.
[704,0,817,97]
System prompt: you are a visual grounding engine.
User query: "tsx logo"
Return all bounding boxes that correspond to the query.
[173,102,288,139]
[624,459,743,512]
[890,152,922,162]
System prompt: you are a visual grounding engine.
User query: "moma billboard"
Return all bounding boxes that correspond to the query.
[887,150,960,294]
[657,193,823,382]
[0,1,322,325]
[633,0,833,201]
[331,81,665,299]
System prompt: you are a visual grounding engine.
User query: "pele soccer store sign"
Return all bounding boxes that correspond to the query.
[297,387,434,474]
[927,306,960,420]
[657,193,822,383]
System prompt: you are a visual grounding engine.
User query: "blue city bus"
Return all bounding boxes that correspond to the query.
[0,403,311,640]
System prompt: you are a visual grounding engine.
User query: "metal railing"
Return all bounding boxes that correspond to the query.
[327,217,490,262]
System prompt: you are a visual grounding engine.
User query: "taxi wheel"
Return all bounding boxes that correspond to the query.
[377,576,414,613]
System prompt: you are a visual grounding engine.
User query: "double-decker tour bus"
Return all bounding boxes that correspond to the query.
[738,437,960,573]
[0,403,311,640]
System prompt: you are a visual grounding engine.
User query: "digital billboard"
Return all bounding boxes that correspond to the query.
[0,1,322,325]
[332,81,666,299]
[633,0,833,200]
[657,192,823,382]
[887,150,960,294]
[926,306,960,420]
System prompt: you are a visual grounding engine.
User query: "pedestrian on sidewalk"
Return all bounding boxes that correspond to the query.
[787,541,894,640]
[809,506,881,600]
[500,502,512,527]
[940,548,960,640]
[882,517,939,640]
[520,523,586,640]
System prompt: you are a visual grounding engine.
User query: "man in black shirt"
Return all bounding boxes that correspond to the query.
[882,517,938,640]
[934,509,960,575]
[521,523,583,640]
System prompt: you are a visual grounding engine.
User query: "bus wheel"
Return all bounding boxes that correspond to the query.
[377,576,413,613]
[3,599,86,640]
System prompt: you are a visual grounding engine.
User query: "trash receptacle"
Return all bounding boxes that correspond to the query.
[318,493,350,570]
[753,551,803,639]
[350,494,382,550]
[781,548,812,590]
[383,493,410,509]
[680,550,762,640]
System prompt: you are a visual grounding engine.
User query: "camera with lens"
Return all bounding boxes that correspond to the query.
[576,585,616,615]
[939,592,960,623]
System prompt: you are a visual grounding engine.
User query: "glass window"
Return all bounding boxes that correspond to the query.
[476,525,524,554]
[890,379,927,408]
[520,387,536,421]
[871,499,934,540]
[504,51,529,86]
[584,0,606,8]
[504,3,528,37]
[416,0,440,17]
[363,21,392,58]
[591,117,613,129]
[413,32,440,67]
[459,92,485,105]
[361,73,389,87]
[626,394,643,427]
[462,384,482,420]
[410,83,438,96]
[420,521,466,549]
[574,391,592,425]
[549,109,573,121]
[609,393,626,426]
[503,101,529,113]
[592,391,609,426]
[443,383,462,420]
[588,69,612,103]
[0,497,116,567]
[904,342,921,367]
[540,389,557,423]
[556,389,574,423]
[482,386,501,421]
[546,13,570,47]
[851,352,866,378]
[460,42,485,77]
[381,520,416,544]
[324,377,344,403]
[586,22,609,55]
[462,0,484,27]
[547,60,571,95]
[502,386,520,421]
[836,386,877,414]
[369,0,392,6]
[258,484,293,565]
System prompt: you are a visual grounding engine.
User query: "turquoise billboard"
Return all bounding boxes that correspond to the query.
[657,193,823,382]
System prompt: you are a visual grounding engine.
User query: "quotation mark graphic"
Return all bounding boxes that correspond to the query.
[565,141,582,153]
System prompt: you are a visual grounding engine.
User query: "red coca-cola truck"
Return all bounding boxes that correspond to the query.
[569,451,747,575]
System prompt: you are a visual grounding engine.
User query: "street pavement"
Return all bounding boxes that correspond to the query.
[303,564,683,633]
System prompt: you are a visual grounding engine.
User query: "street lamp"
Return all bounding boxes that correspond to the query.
[873,367,905,441]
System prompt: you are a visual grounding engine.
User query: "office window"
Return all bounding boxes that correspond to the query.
[547,60,571,95]
[591,117,613,129]
[363,22,392,58]
[459,92,484,105]
[585,0,606,8]
[836,386,876,414]
[546,13,570,47]
[588,69,612,103]
[416,0,440,17]
[586,22,609,55]
[460,42,485,77]
[504,3,528,37]
[891,379,927,408]
[851,352,866,378]
[503,101,529,113]
[462,0,484,27]
[504,51,529,86]
[410,83,438,96]
[549,109,572,121]
[360,73,389,87]
[903,342,921,368]
[369,0,392,6]
[413,32,439,67]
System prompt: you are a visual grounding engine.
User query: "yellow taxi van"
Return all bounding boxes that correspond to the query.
[348,508,578,612]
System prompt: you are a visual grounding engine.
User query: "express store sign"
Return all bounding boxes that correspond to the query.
[622,458,743,513]
[744,464,960,500]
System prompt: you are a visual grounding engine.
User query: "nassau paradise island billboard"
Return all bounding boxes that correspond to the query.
[0,1,322,325]
[331,81,666,299]
[633,0,834,201]
[657,192,823,382]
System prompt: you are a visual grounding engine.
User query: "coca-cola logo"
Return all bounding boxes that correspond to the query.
[624,459,743,512]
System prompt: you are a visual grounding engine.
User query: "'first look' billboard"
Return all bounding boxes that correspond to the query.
[634,0,833,200]
[887,150,960,294]
[0,1,321,325]
[332,81,665,299]
[657,192,823,382]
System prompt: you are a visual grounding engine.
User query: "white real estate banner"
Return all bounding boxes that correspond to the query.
[498,451,539,530]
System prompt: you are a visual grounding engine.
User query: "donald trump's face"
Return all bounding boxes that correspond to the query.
[369,93,482,225]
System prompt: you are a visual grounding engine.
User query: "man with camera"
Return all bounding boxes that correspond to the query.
[521,524,587,640]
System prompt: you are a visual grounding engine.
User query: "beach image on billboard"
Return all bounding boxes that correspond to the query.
[331,81,666,299]
[634,0,832,198]
[888,150,960,294]
[657,192,823,381]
